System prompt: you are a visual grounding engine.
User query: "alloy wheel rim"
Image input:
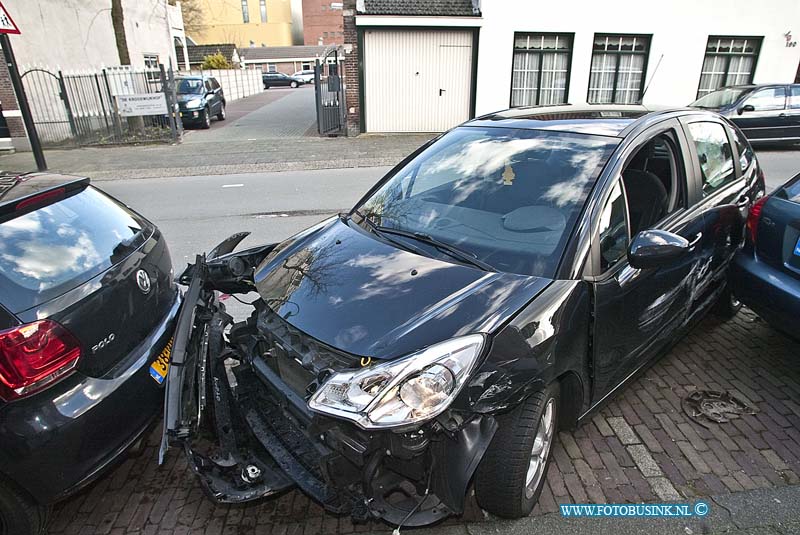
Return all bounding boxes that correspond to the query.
[221,105,225,119]
[525,398,555,499]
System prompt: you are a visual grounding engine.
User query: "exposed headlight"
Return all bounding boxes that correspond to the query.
[308,334,484,429]
[186,98,203,108]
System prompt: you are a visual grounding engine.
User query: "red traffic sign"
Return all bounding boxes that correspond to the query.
[0,2,19,35]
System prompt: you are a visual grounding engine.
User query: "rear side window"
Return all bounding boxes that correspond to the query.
[686,122,736,197]
[789,86,800,110]
[0,187,150,312]
[777,173,800,203]
[730,124,755,172]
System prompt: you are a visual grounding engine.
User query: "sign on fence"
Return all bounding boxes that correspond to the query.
[116,93,168,116]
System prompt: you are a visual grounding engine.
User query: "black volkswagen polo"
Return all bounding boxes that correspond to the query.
[0,174,179,534]
[162,106,762,527]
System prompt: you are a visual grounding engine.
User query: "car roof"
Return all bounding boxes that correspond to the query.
[0,173,88,207]
[464,104,667,137]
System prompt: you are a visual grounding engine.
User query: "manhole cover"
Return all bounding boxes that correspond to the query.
[682,390,757,427]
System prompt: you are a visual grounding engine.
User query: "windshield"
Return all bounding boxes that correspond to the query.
[691,87,750,109]
[177,79,204,95]
[354,127,619,277]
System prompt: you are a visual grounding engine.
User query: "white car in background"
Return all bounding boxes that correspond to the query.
[292,70,315,84]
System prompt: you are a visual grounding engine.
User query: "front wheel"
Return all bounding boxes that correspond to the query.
[201,107,211,129]
[0,481,48,535]
[290,81,298,88]
[475,383,559,518]
[217,103,226,121]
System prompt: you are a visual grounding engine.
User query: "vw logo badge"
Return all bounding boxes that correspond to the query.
[135,269,151,294]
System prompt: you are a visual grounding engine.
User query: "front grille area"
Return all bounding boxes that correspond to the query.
[256,306,358,376]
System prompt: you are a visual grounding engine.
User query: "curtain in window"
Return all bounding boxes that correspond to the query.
[588,53,617,104]
[511,51,541,107]
[615,54,645,104]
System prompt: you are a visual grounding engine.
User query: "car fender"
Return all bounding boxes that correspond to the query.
[463,280,591,415]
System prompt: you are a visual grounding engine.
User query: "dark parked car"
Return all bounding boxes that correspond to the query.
[690,84,800,144]
[0,173,179,534]
[263,72,303,89]
[161,106,761,527]
[731,171,800,335]
[176,75,226,129]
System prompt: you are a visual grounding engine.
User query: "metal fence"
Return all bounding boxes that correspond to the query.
[20,65,181,147]
[314,50,346,136]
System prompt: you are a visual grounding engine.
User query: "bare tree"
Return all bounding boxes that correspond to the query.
[110,0,131,64]
[172,0,205,36]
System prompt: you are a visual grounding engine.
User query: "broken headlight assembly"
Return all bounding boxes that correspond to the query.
[308,334,485,429]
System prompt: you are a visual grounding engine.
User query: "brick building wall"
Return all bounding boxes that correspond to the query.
[0,49,29,151]
[342,0,360,136]
[302,0,344,46]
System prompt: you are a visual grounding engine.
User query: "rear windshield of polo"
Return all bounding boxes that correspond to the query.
[0,187,151,313]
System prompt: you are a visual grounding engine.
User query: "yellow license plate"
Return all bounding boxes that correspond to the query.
[149,337,173,384]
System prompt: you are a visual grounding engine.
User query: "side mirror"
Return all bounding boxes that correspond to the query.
[627,230,689,270]
[737,104,755,115]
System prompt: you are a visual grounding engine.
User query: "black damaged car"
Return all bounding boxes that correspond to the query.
[161,105,763,527]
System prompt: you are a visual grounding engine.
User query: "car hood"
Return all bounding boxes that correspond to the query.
[253,218,552,360]
[177,93,204,103]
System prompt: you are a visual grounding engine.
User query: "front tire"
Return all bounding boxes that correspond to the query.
[475,383,559,518]
[0,481,48,535]
[217,103,226,121]
[290,81,298,88]
[201,107,211,129]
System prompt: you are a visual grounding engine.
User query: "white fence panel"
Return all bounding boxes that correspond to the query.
[183,69,262,103]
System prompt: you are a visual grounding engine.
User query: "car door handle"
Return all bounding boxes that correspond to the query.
[688,232,703,249]
[779,113,787,118]
[736,196,750,208]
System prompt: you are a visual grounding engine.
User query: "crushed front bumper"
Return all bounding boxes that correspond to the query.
[161,254,497,526]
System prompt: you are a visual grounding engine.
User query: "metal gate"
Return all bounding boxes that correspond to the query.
[20,65,181,147]
[314,48,345,136]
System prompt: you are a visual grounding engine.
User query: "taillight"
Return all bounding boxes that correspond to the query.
[746,196,768,245]
[0,320,81,401]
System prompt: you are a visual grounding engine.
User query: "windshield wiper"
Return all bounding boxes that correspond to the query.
[348,210,429,257]
[376,226,494,272]
[349,210,493,271]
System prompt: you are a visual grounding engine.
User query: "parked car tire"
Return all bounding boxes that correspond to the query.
[217,103,226,121]
[290,81,298,88]
[201,107,211,129]
[475,382,559,518]
[0,481,48,535]
[713,282,742,319]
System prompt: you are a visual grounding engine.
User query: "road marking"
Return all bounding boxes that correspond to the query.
[247,138,257,141]
[222,184,244,188]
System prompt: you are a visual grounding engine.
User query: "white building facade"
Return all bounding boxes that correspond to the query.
[8,0,188,72]
[351,0,800,132]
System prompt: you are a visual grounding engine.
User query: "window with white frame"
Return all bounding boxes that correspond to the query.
[510,33,572,107]
[260,0,267,22]
[143,54,160,83]
[588,34,650,104]
[241,0,249,23]
[267,63,277,73]
[697,36,761,98]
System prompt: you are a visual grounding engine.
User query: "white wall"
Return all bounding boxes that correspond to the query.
[8,0,183,71]
[474,0,800,115]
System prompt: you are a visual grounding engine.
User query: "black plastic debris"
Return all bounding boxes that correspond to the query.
[682,390,758,427]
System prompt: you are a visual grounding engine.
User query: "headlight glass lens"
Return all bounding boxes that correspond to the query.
[186,98,203,108]
[308,334,484,429]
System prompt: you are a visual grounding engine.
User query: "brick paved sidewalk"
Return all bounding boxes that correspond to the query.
[45,307,800,535]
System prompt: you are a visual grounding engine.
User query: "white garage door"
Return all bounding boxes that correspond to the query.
[363,29,473,133]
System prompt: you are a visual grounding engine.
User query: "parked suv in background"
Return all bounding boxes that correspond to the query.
[176,75,226,129]
[0,173,180,534]
[690,84,800,144]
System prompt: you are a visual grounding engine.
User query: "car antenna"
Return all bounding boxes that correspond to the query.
[639,53,664,104]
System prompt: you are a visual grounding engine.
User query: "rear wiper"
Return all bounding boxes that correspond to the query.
[376,226,494,272]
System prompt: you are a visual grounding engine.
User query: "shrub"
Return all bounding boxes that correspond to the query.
[201,52,232,70]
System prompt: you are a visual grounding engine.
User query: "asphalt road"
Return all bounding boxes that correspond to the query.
[99,148,798,268]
